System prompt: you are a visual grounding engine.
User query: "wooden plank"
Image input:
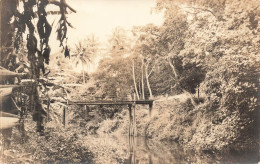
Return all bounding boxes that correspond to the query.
[0,87,12,103]
[0,111,19,118]
[0,84,39,89]
[65,101,134,105]
[135,100,154,105]
[60,100,153,105]
[0,85,25,88]
[0,117,19,130]
[0,68,26,81]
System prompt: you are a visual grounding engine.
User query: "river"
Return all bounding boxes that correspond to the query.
[82,135,259,164]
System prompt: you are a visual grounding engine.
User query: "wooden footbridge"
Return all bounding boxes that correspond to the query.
[61,96,154,136]
[0,66,154,136]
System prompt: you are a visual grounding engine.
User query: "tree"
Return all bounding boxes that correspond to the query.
[131,24,160,99]
[0,0,76,133]
[140,27,158,99]
[72,35,99,84]
[108,27,131,57]
[155,0,259,93]
[93,56,134,99]
[154,0,260,148]
[92,28,133,99]
[150,2,209,105]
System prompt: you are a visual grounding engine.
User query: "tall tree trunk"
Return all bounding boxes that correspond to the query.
[141,58,145,100]
[145,64,153,99]
[138,81,141,98]
[132,60,140,100]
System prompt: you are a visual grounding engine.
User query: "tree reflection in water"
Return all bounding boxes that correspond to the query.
[84,135,258,164]
[125,136,259,164]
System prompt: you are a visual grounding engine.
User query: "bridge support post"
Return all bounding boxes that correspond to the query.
[128,104,133,136]
[149,103,153,117]
[128,104,136,136]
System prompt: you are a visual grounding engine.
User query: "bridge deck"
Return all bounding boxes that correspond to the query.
[61,100,154,105]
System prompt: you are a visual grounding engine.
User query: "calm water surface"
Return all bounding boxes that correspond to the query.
[85,135,259,164]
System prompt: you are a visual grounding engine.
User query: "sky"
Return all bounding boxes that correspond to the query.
[46,0,164,53]
[39,0,164,73]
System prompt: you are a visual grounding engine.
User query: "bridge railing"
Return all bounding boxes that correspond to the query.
[81,93,153,101]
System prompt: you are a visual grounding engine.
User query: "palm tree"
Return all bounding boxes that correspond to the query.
[72,35,99,84]
[108,27,130,57]
[72,42,92,84]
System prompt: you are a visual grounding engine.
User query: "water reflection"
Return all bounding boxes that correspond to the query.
[85,135,259,164]
[124,136,259,164]
[124,136,187,164]
[128,136,136,164]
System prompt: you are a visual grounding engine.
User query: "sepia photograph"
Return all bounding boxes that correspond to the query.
[0,0,259,163]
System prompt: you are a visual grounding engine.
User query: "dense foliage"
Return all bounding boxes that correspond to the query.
[1,0,259,162]
[89,0,260,151]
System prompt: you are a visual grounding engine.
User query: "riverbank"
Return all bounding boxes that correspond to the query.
[1,94,258,163]
[0,115,94,164]
[92,93,259,152]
